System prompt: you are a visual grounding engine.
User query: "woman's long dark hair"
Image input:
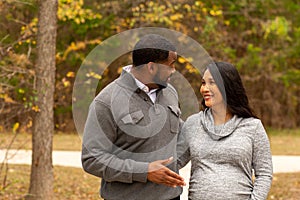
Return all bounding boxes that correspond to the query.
[201,61,257,119]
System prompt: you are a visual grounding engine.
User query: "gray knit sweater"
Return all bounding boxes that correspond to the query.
[82,69,182,200]
[177,109,273,200]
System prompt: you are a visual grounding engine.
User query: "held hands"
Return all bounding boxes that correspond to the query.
[147,157,186,188]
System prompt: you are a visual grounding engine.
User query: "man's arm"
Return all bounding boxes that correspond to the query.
[81,100,185,186]
[176,119,191,169]
[81,100,148,183]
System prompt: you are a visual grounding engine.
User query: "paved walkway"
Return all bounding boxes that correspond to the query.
[1,149,300,200]
[1,149,299,173]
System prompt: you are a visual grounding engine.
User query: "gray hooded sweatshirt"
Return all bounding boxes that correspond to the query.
[177,109,273,200]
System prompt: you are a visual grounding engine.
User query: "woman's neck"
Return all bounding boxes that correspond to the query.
[211,106,233,125]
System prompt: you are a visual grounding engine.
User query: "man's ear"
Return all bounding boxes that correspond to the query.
[147,62,157,74]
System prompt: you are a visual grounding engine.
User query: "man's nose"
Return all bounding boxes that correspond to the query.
[171,67,176,73]
[170,64,176,72]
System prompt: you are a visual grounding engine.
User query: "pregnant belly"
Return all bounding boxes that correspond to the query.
[188,172,252,200]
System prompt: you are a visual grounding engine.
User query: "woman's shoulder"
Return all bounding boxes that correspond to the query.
[181,112,203,139]
[185,111,204,123]
[182,111,204,130]
[240,117,262,126]
[239,117,266,136]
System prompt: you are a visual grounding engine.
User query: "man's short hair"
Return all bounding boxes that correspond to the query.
[132,34,176,67]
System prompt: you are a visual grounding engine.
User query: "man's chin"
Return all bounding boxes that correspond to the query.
[153,75,168,89]
[157,82,168,89]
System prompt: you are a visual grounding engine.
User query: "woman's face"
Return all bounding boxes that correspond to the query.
[200,69,224,108]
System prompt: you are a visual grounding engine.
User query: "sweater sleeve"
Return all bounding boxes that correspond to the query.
[177,118,192,169]
[81,100,149,183]
[250,120,273,200]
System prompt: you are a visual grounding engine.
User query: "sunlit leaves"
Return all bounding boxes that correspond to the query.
[12,122,19,133]
[131,1,183,27]
[128,0,224,35]
[236,44,262,72]
[203,16,218,34]
[18,88,25,94]
[178,56,199,75]
[31,105,40,112]
[57,0,102,25]
[2,0,300,130]
[281,69,300,88]
[209,4,223,17]
[56,39,101,63]
[62,78,71,87]
[66,71,75,78]
[20,17,38,38]
[86,71,102,80]
[0,94,16,104]
[0,49,36,130]
[263,16,291,40]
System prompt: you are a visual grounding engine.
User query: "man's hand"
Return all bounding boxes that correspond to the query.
[147,157,186,187]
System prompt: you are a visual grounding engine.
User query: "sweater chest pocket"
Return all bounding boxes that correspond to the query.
[168,105,181,134]
[119,110,148,143]
[121,110,144,125]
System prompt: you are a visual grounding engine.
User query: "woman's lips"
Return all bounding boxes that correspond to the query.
[203,95,212,100]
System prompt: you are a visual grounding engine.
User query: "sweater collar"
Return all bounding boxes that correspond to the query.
[115,66,140,92]
[200,108,243,140]
[116,65,161,95]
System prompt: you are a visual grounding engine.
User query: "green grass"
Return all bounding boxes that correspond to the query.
[0,132,82,151]
[0,164,101,200]
[0,129,300,199]
[1,128,300,155]
[266,128,300,155]
[267,172,300,200]
[0,164,299,200]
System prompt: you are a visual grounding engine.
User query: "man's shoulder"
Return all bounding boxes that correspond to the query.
[164,83,178,98]
[94,80,118,102]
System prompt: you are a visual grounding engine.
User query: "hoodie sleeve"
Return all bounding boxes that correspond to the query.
[81,100,149,183]
[250,120,273,200]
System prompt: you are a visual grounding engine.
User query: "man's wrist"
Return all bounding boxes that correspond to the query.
[132,162,149,183]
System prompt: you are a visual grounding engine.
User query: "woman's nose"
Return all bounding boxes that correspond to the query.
[200,84,210,94]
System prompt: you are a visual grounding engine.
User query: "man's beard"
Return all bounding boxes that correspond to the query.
[153,72,168,89]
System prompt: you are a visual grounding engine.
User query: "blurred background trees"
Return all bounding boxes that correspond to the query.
[1,0,300,133]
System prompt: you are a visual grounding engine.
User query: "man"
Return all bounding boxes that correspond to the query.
[81,34,185,200]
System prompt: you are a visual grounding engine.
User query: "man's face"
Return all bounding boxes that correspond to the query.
[153,51,177,88]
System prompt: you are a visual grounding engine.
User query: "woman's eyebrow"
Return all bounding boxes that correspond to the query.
[203,77,214,81]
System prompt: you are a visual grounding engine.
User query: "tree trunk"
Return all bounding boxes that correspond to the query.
[27,0,57,199]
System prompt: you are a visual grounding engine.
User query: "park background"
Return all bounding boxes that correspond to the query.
[0,0,300,199]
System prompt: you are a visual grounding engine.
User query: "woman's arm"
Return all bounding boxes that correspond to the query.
[251,120,273,200]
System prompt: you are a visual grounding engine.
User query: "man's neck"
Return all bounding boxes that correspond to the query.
[131,67,159,90]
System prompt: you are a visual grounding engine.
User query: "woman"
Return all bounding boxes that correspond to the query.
[178,62,273,200]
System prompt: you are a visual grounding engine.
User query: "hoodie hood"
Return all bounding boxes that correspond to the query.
[200,108,243,140]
